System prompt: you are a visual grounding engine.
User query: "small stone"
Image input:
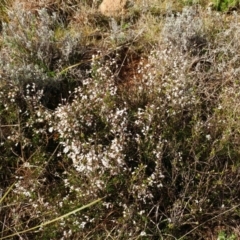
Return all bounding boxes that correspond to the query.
[99,0,128,17]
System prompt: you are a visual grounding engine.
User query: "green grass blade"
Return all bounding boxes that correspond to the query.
[0,182,15,205]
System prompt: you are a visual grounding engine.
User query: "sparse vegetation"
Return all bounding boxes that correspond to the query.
[1,0,240,239]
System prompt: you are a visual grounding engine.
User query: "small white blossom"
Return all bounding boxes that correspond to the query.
[206,135,211,141]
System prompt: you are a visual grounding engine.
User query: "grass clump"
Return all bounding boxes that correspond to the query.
[1,1,240,239]
[213,0,240,11]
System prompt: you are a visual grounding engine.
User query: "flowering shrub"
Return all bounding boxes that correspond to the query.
[1,2,240,239]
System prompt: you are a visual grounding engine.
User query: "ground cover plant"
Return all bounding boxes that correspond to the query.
[1,0,240,239]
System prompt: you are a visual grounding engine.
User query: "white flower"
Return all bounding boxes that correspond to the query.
[37,111,41,117]
[206,135,211,141]
[80,222,86,229]
[63,146,70,153]
[48,127,53,133]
